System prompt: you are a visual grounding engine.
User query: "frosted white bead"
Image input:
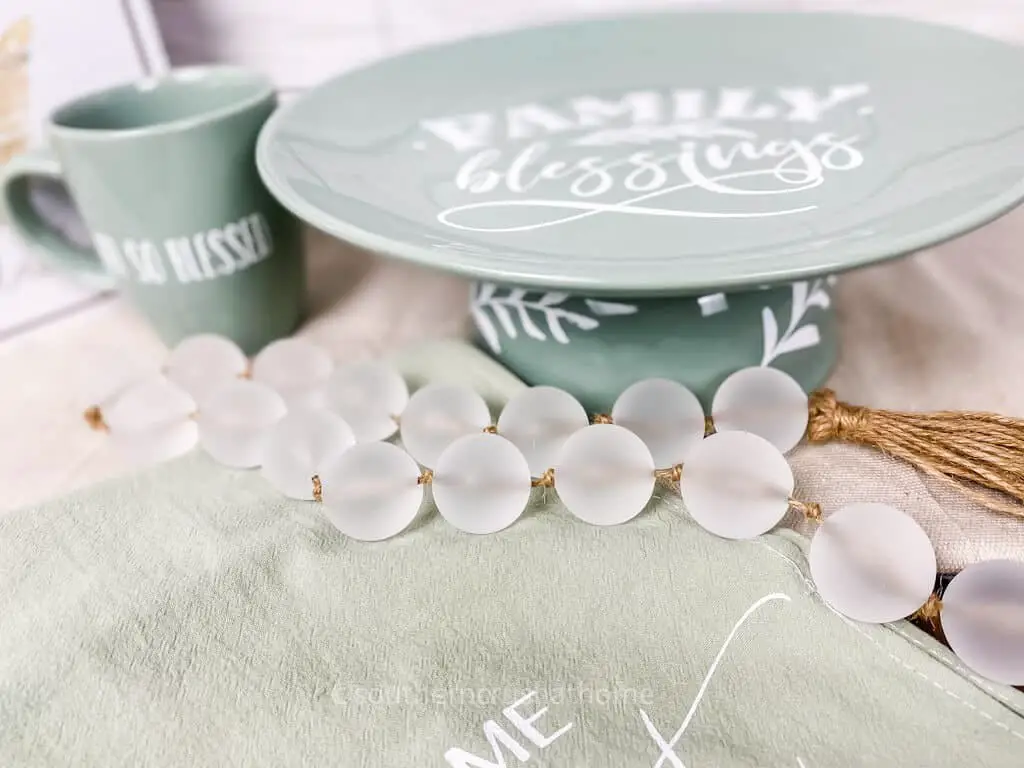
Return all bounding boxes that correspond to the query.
[809,502,937,624]
[165,334,248,404]
[942,560,1024,685]
[260,407,356,500]
[111,419,199,466]
[711,366,808,453]
[611,378,705,468]
[433,433,532,534]
[320,441,424,541]
[197,379,287,468]
[251,337,334,408]
[101,374,196,434]
[399,383,491,468]
[679,430,793,540]
[554,424,655,526]
[324,361,408,443]
[496,386,589,477]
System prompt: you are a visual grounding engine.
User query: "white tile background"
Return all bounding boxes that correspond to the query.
[148,0,1024,94]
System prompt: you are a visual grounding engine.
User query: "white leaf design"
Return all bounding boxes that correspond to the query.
[546,315,570,344]
[475,282,497,303]
[806,293,830,311]
[512,305,546,341]
[584,299,639,316]
[469,285,627,351]
[805,279,831,310]
[760,307,780,367]
[489,302,517,338]
[774,324,821,356]
[759,279,832,366]
[561,314,600,332]
[538,292,570,306]
[790,281,809,321]
[470,303,501,354]
[506,288,549,340]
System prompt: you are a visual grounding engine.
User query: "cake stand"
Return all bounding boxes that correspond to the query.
[257,11,1024,409]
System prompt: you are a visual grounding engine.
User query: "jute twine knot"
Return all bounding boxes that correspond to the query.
[806,388,872,443]
[83,406,107,432]
[788,498,823,522]
[913,593,943,630]
[655,464,683,484]
[532,468,556,488]
[311,474,323,503]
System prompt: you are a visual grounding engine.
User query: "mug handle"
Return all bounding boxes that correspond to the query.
[0,147,115,290]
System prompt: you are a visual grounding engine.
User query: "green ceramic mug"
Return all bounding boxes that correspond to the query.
[0,66,305,353]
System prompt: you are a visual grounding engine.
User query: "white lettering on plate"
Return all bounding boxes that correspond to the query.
[415,85,872,233]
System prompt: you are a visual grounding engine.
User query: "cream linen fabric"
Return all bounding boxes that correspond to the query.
[797,204,1024,571]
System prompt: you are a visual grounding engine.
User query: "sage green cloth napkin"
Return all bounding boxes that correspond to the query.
[1,340,1022,767]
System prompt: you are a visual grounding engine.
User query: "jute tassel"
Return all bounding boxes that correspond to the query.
[807,389,1024,521]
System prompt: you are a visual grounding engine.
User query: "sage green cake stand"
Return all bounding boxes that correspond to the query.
[256,11,1024,410]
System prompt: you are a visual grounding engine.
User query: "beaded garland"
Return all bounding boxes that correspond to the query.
[87,334,1024,687]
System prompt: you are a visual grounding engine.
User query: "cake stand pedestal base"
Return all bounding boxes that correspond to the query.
[469,277,838,412]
